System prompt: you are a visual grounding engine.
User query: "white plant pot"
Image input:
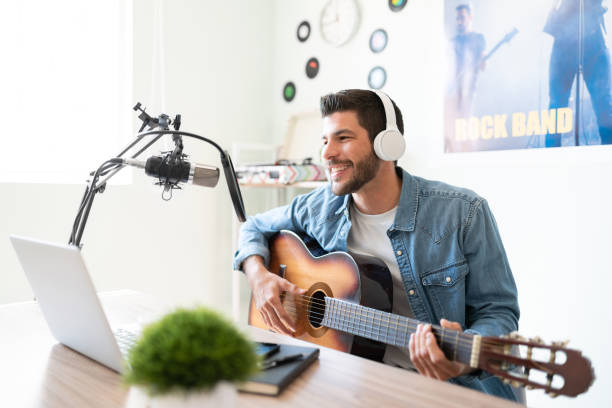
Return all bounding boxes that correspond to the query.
[126,382,237,408]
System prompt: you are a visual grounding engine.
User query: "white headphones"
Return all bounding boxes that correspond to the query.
[372,90,406,161]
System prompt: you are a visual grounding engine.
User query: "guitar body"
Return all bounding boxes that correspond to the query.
[248,230,393,361]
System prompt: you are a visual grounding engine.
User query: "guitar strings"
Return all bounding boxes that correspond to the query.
[282,301,477,348]
[278,302,482,355]
[272,293,502,349]
[285,295,476,346]
[273,296,485,351]
[279,301,505,356]
[288,293,478,343]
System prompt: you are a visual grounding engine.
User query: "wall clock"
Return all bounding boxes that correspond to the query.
[319,0,361,47]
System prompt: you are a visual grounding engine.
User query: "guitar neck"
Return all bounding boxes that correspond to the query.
[321,297,479,367]
[482,28,518,62]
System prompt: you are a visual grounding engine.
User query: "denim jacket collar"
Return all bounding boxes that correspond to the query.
[334,194,351,216]
[393,168,418,231]
[333,167,418,232]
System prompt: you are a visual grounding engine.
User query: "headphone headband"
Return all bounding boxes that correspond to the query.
[373,90,399,131]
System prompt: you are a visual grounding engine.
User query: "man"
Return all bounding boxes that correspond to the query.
[544,0,612,147]
[233,89,520,401]
[452,4,486,118]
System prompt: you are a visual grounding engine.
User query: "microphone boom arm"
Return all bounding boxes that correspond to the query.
[70,127,247,248]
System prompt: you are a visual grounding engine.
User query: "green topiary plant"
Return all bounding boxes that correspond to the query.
[123,306,259,395]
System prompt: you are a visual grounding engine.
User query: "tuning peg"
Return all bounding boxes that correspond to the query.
[546,391,558,398]
[551,340,569,348]
[503,378,511,385]
[508,332,526,341]
[530,336,544,344]
[512,381,521,388]
[526,385,535,390]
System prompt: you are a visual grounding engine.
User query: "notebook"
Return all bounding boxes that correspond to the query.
[238,343,319,396]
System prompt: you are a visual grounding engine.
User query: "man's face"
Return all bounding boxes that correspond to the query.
[321,111,380,196]
[456,9,472,34]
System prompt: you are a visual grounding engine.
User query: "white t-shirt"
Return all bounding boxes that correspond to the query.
[347,203,415,370]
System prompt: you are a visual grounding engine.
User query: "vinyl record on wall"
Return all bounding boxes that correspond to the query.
[369,29,388,53]
[388,0,408,12]
[283,82,296,102]
[368,66,387,90]
[297,21,311,42]
[305,57,320,78]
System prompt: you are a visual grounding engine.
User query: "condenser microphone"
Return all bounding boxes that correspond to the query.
[121,156,220,188]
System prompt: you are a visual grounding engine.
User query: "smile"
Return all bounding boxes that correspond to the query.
[328,164,352,179]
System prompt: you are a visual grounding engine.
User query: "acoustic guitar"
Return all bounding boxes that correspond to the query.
[248,230,594,397]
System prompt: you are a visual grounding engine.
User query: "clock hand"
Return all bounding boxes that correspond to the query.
[322,20,339,27]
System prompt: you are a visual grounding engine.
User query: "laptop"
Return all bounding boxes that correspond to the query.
[9,235,139,373]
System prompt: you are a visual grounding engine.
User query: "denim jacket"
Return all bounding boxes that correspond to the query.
[234,168,520,401]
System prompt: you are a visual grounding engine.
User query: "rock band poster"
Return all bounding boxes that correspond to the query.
[444,0,612,152]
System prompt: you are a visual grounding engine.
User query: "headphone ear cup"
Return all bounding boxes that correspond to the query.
[373,130,406,161]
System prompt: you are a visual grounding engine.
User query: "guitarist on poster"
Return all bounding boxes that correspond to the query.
[233,89,521,402]
[452,3,486,118]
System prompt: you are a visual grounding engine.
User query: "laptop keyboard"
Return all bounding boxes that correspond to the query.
[113,328,139,357]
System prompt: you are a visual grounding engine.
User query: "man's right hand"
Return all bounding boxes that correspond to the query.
[243,255,306,336]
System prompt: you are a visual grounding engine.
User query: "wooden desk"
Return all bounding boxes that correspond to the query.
[0,291,521,408]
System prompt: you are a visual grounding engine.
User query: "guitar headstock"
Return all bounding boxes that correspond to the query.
[502,27,519,43]
[478,333,594,397]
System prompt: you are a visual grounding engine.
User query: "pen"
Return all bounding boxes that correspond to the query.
[261,353,304,370]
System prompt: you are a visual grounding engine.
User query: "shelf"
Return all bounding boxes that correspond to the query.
[239,181,327,189]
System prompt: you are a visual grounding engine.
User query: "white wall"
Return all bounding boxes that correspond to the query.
[269,1,611,407]
[2,1,610,406]
[1,0,275,315]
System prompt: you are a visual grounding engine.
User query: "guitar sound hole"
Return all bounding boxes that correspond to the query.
[308,290,326,328]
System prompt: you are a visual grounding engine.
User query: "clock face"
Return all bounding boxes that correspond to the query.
[320,0,361,47]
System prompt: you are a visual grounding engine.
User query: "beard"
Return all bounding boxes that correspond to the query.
[328,149,380,196]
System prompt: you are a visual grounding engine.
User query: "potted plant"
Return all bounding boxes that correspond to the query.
[123,306,258,407]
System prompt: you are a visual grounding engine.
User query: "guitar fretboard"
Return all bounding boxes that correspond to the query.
[320,297,475,366]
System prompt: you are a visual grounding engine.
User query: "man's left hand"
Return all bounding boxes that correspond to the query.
[409,318,475,381]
